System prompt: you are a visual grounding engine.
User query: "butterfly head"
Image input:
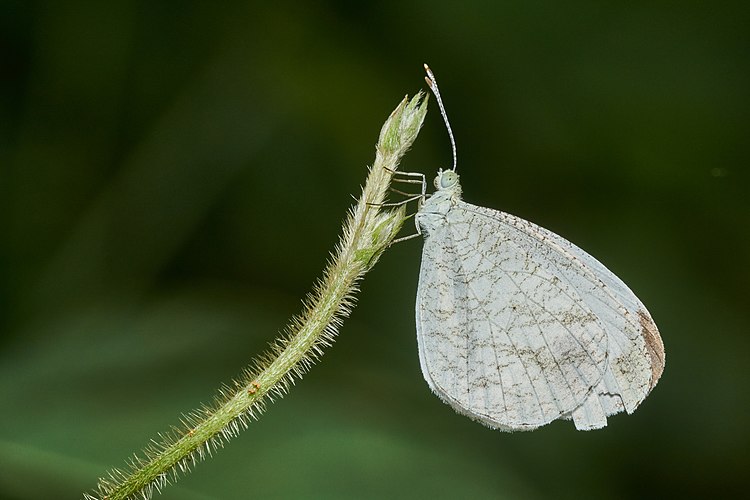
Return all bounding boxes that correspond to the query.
[434,169,462,198]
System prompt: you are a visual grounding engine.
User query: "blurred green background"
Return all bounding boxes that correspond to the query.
[1,1,748,499]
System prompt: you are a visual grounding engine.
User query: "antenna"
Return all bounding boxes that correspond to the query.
[424,63,457,172]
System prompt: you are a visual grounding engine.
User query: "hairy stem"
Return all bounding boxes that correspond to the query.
[87,92,428,500]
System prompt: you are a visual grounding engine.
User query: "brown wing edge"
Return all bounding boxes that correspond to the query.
[637,309,665,390]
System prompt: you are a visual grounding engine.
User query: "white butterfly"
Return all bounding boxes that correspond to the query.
[413,65,664,431]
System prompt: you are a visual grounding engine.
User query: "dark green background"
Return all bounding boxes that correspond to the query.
[1,1,748,499]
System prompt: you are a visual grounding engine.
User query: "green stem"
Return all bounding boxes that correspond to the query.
[87,92,428,500]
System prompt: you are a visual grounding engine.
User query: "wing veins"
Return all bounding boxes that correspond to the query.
[461,202,636,334]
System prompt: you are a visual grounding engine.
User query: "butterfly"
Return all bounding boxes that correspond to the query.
[412,65,664,431]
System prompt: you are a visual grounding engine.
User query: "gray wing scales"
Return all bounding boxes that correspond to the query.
[416,202,609,431]
[417,200,664,431]
[492,209,664,425]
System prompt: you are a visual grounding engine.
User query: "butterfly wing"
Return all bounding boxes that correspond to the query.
[416,199,662,431]
[502,212,664,424]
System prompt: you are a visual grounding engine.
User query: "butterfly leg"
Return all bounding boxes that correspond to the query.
[390,169,427,204]
[388,170,428,245]
[366,170,426,208]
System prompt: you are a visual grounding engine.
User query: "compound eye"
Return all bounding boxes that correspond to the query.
[439,170,459,190]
